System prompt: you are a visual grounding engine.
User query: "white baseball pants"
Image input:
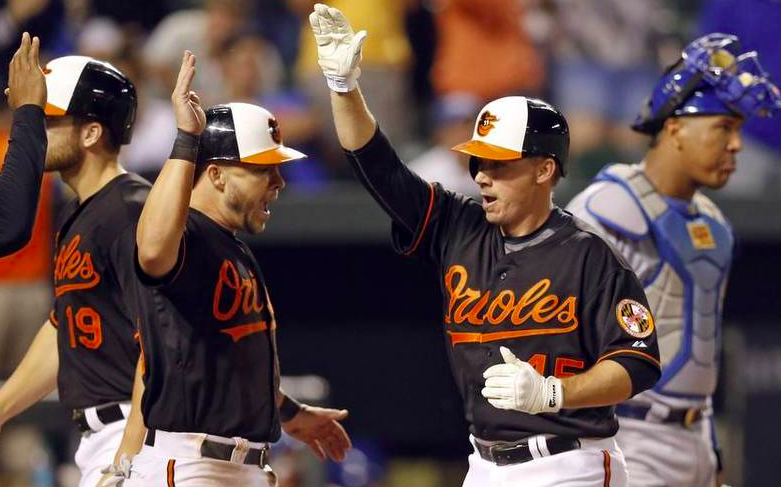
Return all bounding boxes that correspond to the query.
[462,435,627,487]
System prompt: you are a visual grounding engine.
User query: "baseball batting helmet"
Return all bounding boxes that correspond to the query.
[632,33,781,134]
[44,56,137,145]
[197,103,307,166]
[451,96,570,178]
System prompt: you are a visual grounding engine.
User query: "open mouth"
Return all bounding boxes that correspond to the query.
[483,195,497,205]
[261,193,279,216]
[260,201,271,216]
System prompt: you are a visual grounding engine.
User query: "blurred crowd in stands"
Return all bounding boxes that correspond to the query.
[0,0,778,485]
[1,0,778,194]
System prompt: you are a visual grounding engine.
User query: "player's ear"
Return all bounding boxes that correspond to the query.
[536,157,557,185]
[207,164,227,191]
[80,120,104,150]
[663,118,684,151]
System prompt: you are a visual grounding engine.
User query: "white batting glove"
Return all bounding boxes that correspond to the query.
[99,454,132,486]
[309,3,367,93]
[482,347,564,415]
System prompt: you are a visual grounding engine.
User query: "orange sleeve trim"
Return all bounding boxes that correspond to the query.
[597,349,661,369]
[136,326,146,375]
[49,310,58,328]
[602,450,611,486]
[402,182,435,256]
[166,459,176,487]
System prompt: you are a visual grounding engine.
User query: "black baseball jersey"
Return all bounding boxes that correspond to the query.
[134,208,280,443]
[346,129,661,441]
[51,173,150,410]
[0,105,47,256]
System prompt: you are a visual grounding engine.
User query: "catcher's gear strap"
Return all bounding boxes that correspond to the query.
[587,164,726,232]
[586,164,665,240]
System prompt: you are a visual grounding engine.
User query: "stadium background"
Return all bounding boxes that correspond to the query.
[0,0,778,485]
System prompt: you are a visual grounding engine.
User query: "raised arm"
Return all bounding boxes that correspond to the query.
[311,4,448,240]
[136,51,205,278]
[0,321,58,432]
[0,32,47,256]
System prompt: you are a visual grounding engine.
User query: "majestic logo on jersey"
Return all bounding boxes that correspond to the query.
[615,299,654,339]
[443,265,578,345]
[53,234,101,296]
[476,111,499,136]
[686,220,716,250]
[213,259,271,342]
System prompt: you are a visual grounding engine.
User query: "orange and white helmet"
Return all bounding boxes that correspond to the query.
[451,96,570,177]
[43,55,137,145]
[197,103,306,165]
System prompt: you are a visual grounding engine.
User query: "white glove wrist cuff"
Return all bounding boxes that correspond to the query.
[325,73,359,93]
[545,377,564,413]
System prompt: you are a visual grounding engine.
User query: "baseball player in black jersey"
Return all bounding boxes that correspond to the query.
[0,33,48,256]
[0,54,146,486]
[122,51,351,486]
[310,4,661,486]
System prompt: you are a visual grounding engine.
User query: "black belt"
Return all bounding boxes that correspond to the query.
[145,429,270,466]
[616,404,704,427]
[72,404,126,434]
[474,437,581,466]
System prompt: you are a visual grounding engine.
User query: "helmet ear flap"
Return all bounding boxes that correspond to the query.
[469,156,479,180]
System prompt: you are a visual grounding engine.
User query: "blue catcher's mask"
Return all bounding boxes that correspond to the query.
[632,33,781,134]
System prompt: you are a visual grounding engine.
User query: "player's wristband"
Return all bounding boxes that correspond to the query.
[279,394,302,422]
[544,376,564,413]
[169,129,200,163]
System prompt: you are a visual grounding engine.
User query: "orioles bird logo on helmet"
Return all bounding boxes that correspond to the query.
[476,111,499,136]
[268,118,282,144]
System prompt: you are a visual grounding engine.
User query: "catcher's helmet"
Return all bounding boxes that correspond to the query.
[198,103,306,166]
[451,96,570,178]
[44,56,137,145]
[633,33,781,134]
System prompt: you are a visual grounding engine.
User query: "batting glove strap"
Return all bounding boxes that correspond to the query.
[541,376,564,414]
[323,71,361,93]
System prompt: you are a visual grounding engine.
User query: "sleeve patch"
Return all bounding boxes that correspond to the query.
[615,299,655,338]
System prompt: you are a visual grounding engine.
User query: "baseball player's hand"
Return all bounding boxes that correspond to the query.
[4,32,46,110]
[482,347,564,415]
[282,404,352,462]
[96,453,132,486]
[171,51,206,135]
[309,3,367,93]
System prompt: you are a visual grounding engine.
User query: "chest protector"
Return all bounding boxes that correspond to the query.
[589,164,733,398]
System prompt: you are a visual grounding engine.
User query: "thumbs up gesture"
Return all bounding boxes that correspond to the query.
[482,347,564,415]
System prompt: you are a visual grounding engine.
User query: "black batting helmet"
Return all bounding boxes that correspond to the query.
[43,56,137,145]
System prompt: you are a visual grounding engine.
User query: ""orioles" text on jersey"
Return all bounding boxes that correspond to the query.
[444,264,577,329]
